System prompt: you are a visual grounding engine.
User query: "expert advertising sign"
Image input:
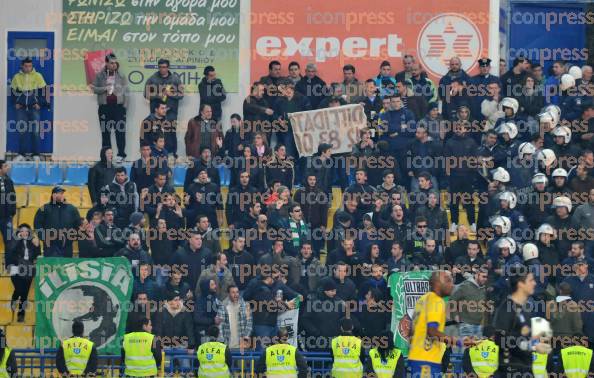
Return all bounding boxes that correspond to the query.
[251,0,492,83]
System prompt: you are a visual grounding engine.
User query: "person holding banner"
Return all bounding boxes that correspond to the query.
[56,320,98,377]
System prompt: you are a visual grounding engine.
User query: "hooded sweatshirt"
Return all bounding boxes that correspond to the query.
[11,67,47,107]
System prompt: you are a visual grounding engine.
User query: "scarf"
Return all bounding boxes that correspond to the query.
[289,218,305,247]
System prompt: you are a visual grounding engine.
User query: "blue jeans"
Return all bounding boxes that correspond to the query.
[253,325,276,350]
[14,107,41,155]
[165,347,192,373]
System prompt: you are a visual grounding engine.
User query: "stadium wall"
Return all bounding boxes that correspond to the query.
[0,0,253,161]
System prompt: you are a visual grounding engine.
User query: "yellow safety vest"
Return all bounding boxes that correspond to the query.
[331,335,363,378]
[123,332,158,377]
[0,347,11,378]
[62,337,94,375]
[369,348,401,378]
[197,341,230,377]
[265,343,298,377]
[561,345,593,378]
[468,340,499,378]
[532,352,548,378]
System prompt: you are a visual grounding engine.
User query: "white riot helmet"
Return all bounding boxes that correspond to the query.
[536,223,554,239]
[499,191,517,209]
[536,149,556,167]
[560,74,576,91]
[496,122,518,139]
[500,97,519,115]
[492,167,511,183]
[568,66,583,80]
[544,105,562,120]
[497,237,517,254]
[532,173,549,187]
[522,243,539,261]
[552,196,572,213]
[552,168,568,178]
[518,142,536,160]
[551,126,572,144]
[491,216,512,234]
[537,111,559,129]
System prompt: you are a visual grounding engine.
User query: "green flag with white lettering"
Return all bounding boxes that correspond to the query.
[35,257,133,354]
[389,271,433,356]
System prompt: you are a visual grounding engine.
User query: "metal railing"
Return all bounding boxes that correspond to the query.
[13,348,463,377]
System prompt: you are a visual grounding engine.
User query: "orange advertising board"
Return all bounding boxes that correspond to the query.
[250,0,492,83]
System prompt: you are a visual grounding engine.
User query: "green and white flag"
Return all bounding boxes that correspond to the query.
[389,271,432,356]
[35,257,133,354]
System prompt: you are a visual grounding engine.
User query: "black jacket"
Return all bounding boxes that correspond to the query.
[0,175,16,219]
[94,222,125,257]
[107,178,139,228]
[301,288,346,338]
[5,236,41,276]
[186,180,223,228]
[153,305,196,349]
[184,158,221,191]
[198,77,226,120]
[265,157,295,189]
[225,184,260,228]
[444,134,479,178]
[224,248,255,291]
[243,95,272,128]
[306,155,334,194]
[34,201,81,244]
[87,147,116,205]
[130,157,159,193]
[296,75,327,109]
[143,183,175,219]
[293,185,329,229]
[172,244,212,290]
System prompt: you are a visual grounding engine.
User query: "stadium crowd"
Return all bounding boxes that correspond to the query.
[2,51,594,377]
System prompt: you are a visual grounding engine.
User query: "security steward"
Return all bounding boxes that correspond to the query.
[550,336,594,378]
[331,318,364,378]
[0,329,17,378]
[462,326,499,378]
[196,326,232,377]
[365,330,404,378]
[56,320,98,377]
[255,327,308,377]
[121,317,162,377]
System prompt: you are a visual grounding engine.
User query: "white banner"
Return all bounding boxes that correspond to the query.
[288,104,367,157]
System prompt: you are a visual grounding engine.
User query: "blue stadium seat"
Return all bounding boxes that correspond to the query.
[36,163,63,186]
[173,165,187,187]
[9,163,37,185]
[63,164,90,185]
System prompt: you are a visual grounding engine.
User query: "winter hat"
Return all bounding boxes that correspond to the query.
[129,212,145,226]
